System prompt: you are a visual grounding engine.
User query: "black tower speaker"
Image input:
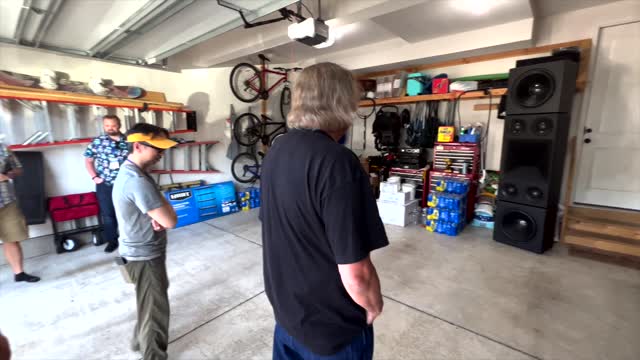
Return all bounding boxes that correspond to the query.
[13,151,47,225]
[505,60,578,115]
[498,113,570,208]
[494,58,578,253]
[494,202,557,254]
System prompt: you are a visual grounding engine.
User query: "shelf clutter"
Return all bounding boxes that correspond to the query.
[358,88,507,107]
[360,39,593,243]
[0,83,197,150]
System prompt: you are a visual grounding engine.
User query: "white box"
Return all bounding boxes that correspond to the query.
[380,181,401,193]
[377,200,419,227]
[378,190,412,205]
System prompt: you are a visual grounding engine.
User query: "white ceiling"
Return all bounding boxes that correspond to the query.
[0,0,626,70]
[370,0,533,43]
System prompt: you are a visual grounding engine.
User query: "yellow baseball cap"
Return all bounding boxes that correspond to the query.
[127,132,178,149]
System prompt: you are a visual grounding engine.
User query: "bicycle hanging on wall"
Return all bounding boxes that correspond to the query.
[233,112,287,147]
[229,54,302,120]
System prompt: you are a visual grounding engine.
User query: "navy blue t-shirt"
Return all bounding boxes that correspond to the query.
[260,128,389,355]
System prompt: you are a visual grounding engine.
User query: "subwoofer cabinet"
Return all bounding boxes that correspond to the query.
[494,201,557,254]
[494,58,578,254]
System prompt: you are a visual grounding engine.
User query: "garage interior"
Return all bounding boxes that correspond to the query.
[0,0,639,359]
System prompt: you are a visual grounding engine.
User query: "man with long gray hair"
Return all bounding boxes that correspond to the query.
[260,62,388,359]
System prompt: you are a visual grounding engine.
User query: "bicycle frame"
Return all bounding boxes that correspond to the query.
[242,163,260,179]
[255,115,286,143]
[245,59,289,96]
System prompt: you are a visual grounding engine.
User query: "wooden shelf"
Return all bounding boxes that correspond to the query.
[170,129,196,135]
[359,88,507,107]
[7,130,196,150]
[174,141,219,147]
[8,139,92,150]
[150,170,220,174]
[0,84,188,111]
[356,39,592,92]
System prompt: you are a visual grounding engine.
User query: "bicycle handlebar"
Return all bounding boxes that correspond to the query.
[273,67,303,72]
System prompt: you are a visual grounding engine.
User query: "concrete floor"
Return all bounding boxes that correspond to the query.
[1,209,639,360]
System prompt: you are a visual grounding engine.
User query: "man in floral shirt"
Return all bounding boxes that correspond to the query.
[84,115,129,253]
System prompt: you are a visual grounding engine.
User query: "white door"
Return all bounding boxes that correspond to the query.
[574,21,640,210]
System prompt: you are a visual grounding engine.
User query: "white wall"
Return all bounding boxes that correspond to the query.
[0,44,254,242]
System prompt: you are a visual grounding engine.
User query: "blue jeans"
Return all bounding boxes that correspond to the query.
[273,323,374,360]
[96,183,118,244]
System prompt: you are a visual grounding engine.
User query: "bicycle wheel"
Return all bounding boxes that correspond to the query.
[279,85,291,121]
[230,63,262,103]
[231,152,260,183]
[234,113,261,146]
[269,131,287,147]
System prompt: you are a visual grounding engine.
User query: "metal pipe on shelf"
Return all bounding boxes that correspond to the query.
[64,104,79,140]
[40,101,54,143]
[22,131,43,145]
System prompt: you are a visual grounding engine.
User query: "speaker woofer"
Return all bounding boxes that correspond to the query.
[533,117,553,136]
[514,70,556,108]
[509,119,525,135]
[502,210,537,242]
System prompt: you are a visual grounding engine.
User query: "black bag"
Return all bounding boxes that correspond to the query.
[372,105,402,151]
[13,151,47,225]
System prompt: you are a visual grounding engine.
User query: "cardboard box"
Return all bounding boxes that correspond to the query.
[377,200,419,227]
[378,189,412,205]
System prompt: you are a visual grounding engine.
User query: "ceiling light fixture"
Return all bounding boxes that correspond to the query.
[452,0,492,16]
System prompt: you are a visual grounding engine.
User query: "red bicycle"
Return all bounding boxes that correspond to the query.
[229,54,302,119]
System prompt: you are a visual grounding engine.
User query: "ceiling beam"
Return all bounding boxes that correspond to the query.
[33,0,65,48]
[172,0,428,68]
[144,0,299,64]
[14,0,33,44]
[88,0,169,57]
[101,0,196,60]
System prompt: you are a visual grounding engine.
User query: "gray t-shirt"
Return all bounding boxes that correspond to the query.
[112,161,167,261]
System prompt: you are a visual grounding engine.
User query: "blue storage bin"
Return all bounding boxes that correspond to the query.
[165,181,239,228]
[459,133,480,143]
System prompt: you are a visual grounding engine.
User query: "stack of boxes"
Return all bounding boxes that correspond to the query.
[238,186,261,212]
[425,178,470,236]
[376,177,419,227]
[165,181,239,228]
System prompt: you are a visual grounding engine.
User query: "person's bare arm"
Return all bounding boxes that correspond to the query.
[146,198,177,229]
[0,331,10,360]
[84,158,103,184]
[338,255,384,324]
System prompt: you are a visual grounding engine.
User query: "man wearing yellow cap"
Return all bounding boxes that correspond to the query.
[112,123,178,360]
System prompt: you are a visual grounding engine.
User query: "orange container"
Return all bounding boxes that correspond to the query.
[437,126,455,142]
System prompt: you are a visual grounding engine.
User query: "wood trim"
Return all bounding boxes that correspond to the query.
[567,206,640,227]
[359,88,507,107]
[568,219,640,242]
[357,39,593,92]
[565,235,640,257]
[473,103,499,111]
[560,137,577,243]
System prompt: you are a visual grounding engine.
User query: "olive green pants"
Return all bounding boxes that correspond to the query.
[125,256,170,360]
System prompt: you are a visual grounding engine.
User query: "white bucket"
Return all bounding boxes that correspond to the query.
[388,176,401,184]
[402,183,416,199]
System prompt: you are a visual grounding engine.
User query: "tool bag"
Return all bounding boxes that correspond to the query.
[406,102,440,148]
[372,105,402,151]
[48,192,100,222]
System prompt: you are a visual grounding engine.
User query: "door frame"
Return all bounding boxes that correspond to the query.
[571,17,640,207]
